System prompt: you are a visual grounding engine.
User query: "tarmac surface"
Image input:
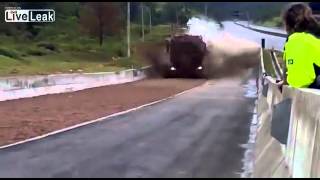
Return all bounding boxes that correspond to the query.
[0,70,257,178]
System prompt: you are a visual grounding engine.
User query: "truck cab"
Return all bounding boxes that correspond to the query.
[164,34,207,78]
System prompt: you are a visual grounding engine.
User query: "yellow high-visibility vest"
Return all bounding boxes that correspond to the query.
[283,32,320,88]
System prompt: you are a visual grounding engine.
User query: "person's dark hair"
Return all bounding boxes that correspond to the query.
[282,2,320,36]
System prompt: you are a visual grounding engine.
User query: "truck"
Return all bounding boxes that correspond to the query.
[164,34,207,78]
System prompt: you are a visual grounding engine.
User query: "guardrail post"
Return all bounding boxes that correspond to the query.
[261,38,265,49]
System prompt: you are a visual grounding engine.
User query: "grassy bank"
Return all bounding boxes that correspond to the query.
[0,20,172,76]
[256,16,282,28]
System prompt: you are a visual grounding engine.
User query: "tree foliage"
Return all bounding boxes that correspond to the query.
[0,2,290,44]
[79,2,122,46]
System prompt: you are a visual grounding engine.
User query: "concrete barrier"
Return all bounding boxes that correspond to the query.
[253,49,320,178]
[0,67,151,102]
[285,87,320,178]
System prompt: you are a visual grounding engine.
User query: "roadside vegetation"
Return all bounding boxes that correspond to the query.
[0,2,192,76]
[257,17,282,28]
[0,22,171,76]
[0,2,289,76]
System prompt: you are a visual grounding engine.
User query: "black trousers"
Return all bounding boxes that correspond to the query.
[309,82,319,89]
[309,76,320,89]
[309,64,320,89]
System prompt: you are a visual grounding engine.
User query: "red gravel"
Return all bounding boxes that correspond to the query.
[0,78,205,146]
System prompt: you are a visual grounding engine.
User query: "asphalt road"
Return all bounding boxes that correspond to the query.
[0,68,257,178]
[223,21,286,51]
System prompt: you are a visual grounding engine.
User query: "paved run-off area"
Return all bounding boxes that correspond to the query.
[0,67,257,178]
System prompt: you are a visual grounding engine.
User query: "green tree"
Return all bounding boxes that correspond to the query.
[0,2,25,36]
[19,2,51,37]
[79,2,122,46]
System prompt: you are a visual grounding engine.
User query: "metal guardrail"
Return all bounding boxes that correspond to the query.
[259,48,280,84]
[271,51,284,77]
[270,50,283,81]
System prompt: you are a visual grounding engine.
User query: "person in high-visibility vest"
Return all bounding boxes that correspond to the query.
[280,2,320,89]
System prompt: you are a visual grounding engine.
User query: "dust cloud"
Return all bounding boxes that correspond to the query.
[187,17,260,78]
[139,17,260,79]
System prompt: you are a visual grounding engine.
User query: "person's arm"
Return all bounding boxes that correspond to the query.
[276,47,288,92]
[276,61,287,92]
[282,51,288,85]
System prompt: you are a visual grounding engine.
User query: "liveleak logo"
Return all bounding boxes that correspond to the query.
[5,8,55,23]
